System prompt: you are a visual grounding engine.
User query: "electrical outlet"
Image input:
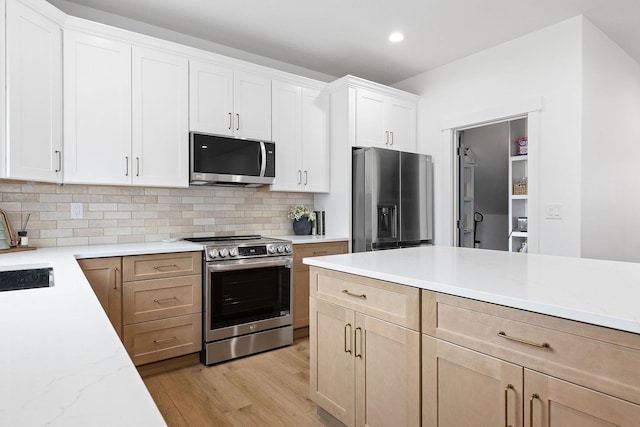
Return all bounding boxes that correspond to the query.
[70,203,83,219]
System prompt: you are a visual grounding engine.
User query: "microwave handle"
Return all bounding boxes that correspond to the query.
[259,141,267,177]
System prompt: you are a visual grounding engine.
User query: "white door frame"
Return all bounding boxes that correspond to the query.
[440,97,543,252]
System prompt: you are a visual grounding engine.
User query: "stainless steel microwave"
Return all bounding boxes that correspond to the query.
[189,132,276,187]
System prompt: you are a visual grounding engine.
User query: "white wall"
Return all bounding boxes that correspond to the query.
[394,17,585,257]
[581,19,640,262]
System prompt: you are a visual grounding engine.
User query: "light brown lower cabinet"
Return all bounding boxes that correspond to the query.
[77,257,123,338]
[80,251,202,367]
[422,291,640,427]
[292,240,348,332]
[309,267,420,427]
[422,335,640,426]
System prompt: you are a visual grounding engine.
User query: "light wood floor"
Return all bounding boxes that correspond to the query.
[144,337,327,427]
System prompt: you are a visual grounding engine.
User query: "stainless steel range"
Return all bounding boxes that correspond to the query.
[183,235,293,365]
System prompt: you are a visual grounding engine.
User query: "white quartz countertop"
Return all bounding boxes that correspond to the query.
[303,245,640,335]
[274,235,349,244]
[0,241,204,426]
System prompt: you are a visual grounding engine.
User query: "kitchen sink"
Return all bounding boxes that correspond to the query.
[0,267,54,292]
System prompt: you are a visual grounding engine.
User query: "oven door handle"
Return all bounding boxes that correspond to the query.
[207,258,292,271]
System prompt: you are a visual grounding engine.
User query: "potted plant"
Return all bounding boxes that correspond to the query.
[287,205,316,235]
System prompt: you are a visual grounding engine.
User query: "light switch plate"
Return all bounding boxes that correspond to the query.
[545,203,562,219]
[70,203,83,219]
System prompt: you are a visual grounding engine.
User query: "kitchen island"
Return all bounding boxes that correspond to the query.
[0,241,203,427]
[304,246,640,426]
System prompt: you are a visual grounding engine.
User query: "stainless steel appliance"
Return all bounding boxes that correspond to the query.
[190,132,276,187]
[352,147,434,252]
[183,235,293,365]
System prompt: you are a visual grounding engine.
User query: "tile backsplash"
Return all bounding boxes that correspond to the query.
[0,180,313,247]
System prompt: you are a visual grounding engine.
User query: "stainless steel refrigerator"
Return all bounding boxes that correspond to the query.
[352,147,434,252]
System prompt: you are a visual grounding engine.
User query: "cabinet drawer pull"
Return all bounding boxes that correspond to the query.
[344,323,352,354]
[153,296,178,304]
[153,264,179,271]
[504,384,514,427]
[354,327,363,359]
[529,393,540,427]
[153,336,177,345]
[313,251,328,256]
[342,289,367,299]
[497,331,550,349]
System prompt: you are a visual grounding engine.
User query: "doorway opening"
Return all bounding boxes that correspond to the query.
[455,117,528,252]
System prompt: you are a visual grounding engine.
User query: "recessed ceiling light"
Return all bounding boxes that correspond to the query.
[389,32,404,43]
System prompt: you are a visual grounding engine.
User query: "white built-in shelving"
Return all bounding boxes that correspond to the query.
[508,119,529,252]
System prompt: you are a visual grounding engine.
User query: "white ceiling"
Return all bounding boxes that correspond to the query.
[54,0,640,85]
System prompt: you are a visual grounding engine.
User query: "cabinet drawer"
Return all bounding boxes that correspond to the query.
[310,266,419,330]
[293,241,348,265]
[123,251,201,281]
[422,291,640,405]
[123,274,201,324]
[123,313,202,366]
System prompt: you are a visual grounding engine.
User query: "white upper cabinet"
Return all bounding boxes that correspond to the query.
[63,30,132,185]
[132,46,189,187]
[300,87,329,192]
[355,87,417,152]
[190,60,271,140]
[271,81,329,193]
[233,71,272,140]
[330,76,419,153]
[63,28,188,188]
[5,0,63,183]
[189,61,234,136]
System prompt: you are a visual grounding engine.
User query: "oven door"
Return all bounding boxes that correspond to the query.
[204,256,292,342]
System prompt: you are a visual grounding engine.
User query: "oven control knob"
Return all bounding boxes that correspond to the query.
[207,248,219,259]
[229,247,238,257]
[219,248,228,258]
[284,244,292,253]
[268,245,277,254]
[277,245,284,253]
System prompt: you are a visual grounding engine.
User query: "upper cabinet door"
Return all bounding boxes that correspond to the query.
[271,80,302,192]
[189,60,234,136]
[301,88,330,193]
[234,71,272,140]
[355,89,387,149]
[132,46,189,188]
[6,0,62,183]
[63,30,132,185]
[386,97,416,152]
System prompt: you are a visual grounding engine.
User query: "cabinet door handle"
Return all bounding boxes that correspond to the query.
[136,157,140,177]
[354,327,363,358]
[342,289,367,299]
[113,266,119,289]
[344,323,352,354]
[298,170,302,185]
[153,264,179,270]
[228,112,232,130]
[504,384,514,427]
[236,113,240,131]
[529,393,540,427]
[497,331,550,349]
[385,130,389,145]
[125,156,129,176]
[154,296,178,304]
[390,131,394,145]
[153,336,177,345]
[304,170,308,185]
[55,150,62,172]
